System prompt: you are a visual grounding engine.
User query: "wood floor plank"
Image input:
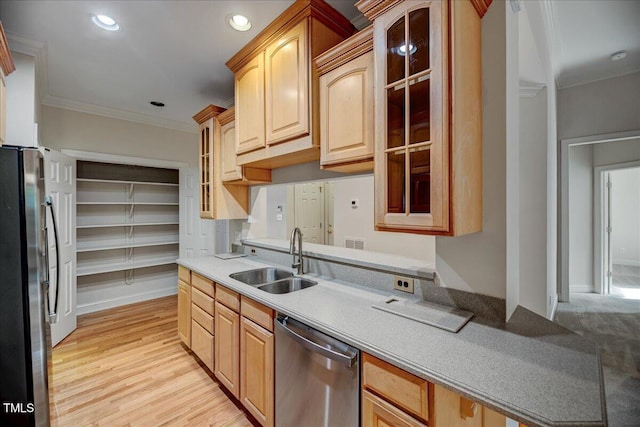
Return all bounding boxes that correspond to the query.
[51,296,258,427]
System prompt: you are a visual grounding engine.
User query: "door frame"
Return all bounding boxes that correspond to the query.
[559,129,640,302]
[593,161,640,295]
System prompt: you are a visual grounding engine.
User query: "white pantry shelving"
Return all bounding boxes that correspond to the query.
[75,162,180,313]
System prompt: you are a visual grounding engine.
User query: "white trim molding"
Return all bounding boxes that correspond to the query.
[43,95,198,134]
[61,149,189,169]
[77,286,177,315]
[520,81,546,97]
[6,31,49,108]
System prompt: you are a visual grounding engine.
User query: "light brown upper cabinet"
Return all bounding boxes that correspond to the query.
[0,21,16,147]
[316,26,375,173]
[226,0,355,170]
[218,107,272,185]
[193,105,269,220]
[356,0,489,236]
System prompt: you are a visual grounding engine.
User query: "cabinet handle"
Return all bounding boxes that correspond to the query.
[460,396,478,420]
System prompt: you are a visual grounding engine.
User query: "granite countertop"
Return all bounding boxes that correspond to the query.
[177,256,606,427]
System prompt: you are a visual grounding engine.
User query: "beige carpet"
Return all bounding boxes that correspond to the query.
[555,293,640,427]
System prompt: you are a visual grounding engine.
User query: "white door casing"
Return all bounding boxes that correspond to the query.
[42,148,77,347]
[180,167,215,258]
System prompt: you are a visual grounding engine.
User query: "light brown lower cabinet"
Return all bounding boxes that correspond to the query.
[177,279,191,347]
[240,316,274,427]
[362,390,427,427]
[191,319,214,372]
[214,300,240,398]
[432,384,506,427]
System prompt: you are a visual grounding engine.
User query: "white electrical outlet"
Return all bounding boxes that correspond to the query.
[393,275,414,294]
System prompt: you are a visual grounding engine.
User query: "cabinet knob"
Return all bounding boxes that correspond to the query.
[460,396,478,420]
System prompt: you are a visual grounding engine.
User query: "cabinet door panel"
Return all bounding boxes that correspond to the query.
[236,53,265,154]
[199,119,215,218]
[240,316,274,427]
[177,280,191,347]
[362,390,427,427]
[221,120,243,181]
[215,301,240,398]
[265,21,309,145]
[191,319,214,372]
[320,51,374,166]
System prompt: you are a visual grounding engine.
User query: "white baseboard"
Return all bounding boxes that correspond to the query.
[570,284,594,293]
[612,259,640,267]
[77,287,178,315]
[550,298,558,320]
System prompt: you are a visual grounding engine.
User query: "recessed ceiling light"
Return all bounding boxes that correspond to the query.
[611,51,627,62]
[228,14,251,32]
[397,43,417,56]
[149,101,165,107]
[92,14,120,31]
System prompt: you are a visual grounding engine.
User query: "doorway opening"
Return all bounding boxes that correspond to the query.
[597,166,640,299]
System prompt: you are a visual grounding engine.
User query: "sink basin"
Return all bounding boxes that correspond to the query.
[257,277,318,294]
[229,268,293,286]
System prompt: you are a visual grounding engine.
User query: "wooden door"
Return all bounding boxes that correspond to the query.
[265,21,309,145]
[236,53,265,154]
[177,280,191,347]
[240,316,274,427]
[215,301,240,398]
[43,148,77,346]
[178,167,215,258]
[294,182,324,244]
[320,51,374,166]
[362,390,427,427]
[220,119,243,181]
[373,0,449,233]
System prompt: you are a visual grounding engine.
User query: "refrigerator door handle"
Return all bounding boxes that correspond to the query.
[44,196,60,324]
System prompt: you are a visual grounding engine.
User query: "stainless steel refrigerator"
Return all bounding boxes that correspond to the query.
[1,145,59,427]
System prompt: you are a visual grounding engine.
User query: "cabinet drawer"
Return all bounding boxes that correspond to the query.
[192,272,214,297]
[216,284,240,312]
[192,287,214,315]
[362,353,429,422]
[191,319,214,372]
[363,390,427,427]
[241,296,274,332]
[192,303,214,335]
[178,265,191,283]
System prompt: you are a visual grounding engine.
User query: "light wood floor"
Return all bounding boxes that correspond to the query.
[50,296,258,427]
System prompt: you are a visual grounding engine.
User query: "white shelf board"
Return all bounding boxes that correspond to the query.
[76,258,178,276]
[77,222,179,229]
[76,202,179,206]
[77,178,178,187]
[76,241,180,253]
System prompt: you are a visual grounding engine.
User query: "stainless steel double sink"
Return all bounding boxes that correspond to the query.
[229,267,317,294]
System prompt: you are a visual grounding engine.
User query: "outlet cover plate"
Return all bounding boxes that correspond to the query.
[393,275,414,294]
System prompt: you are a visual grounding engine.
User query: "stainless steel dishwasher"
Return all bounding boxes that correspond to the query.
[275,314,360,427]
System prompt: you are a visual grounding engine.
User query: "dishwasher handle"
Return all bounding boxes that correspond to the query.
[276,317,357,367]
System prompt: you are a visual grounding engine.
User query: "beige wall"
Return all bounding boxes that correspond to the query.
[40,105,198,166]
[558,71,640,140]
[436,2,508,301]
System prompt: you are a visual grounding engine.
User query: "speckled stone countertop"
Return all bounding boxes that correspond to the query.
[177,256,606,427]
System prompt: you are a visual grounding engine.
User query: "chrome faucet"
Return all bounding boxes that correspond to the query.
[290,227,303,275]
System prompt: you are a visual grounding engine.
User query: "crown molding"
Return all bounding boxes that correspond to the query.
[350,14,371,31]
[43,95,198,134]
[6,31,48,102]
[520,81,546,98]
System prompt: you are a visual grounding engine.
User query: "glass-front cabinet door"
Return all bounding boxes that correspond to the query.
[374,0,449,233]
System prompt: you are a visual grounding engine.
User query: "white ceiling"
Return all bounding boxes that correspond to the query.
[1,1,638,133]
